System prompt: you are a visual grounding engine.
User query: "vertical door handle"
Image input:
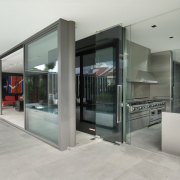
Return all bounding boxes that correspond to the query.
[117,85,122,124]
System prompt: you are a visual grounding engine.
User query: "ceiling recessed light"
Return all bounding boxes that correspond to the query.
[151,25,157,28]
[169,36,174,39]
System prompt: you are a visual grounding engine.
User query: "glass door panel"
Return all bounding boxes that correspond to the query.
[82,53,96,133]
[95,26,123,143]
[76,52,96,135]
[76,56,81,128]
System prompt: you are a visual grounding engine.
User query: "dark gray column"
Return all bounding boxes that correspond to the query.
[0,60,2,115]
[58,19,76,150]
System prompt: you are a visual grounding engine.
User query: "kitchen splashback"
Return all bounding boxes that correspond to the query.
[132,83,150,99]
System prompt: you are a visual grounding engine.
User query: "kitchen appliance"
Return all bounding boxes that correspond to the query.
[127,100,166,131]
[149,101,166,125]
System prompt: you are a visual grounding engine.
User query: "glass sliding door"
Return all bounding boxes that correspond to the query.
[25,29,59,144]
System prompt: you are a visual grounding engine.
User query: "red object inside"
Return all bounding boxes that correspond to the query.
[18,96,21,101]
[3,96,15,105]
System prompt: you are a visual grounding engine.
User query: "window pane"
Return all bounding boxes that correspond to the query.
[25,29,59,144]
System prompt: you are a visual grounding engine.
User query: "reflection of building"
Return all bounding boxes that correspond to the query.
[94,66,115,86]
[76,63,115,104]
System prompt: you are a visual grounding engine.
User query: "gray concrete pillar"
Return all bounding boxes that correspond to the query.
[58,19,76,150]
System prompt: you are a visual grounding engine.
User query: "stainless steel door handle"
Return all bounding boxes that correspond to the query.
[117,85,122,124]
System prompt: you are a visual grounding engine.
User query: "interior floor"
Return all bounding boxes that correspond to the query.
[1,106,24,128]
[130,123,161,152]
[0,119,180,180]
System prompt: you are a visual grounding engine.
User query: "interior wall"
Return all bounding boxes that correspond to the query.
[149,51,171,111]
[172,49,180,113]
[173,61,180,113]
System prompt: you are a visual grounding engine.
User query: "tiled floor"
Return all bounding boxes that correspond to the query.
[131,124,161,152]
[0,119,180,180]
[1,106,24,128]
[0,106,94,147]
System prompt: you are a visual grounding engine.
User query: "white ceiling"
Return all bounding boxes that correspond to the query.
[1,0,180,73]
[129,9,180,52]
[0,0,180,55]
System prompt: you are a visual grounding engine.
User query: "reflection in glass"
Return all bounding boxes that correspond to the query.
[95,47,116,137]
[76,56,81,126]
[95,26,123,143]
[96,47,115,128]
[82,53,96,124]
[25,29,58,144]
[76,53,96,134]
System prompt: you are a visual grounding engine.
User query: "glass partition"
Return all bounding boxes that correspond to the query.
[25,29,59,144]
[124,9,180,152]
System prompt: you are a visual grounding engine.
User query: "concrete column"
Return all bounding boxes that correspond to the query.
[0,60,2,115]
[58,19,76,150]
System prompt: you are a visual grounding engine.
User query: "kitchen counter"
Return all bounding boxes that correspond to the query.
[162,112,180,156]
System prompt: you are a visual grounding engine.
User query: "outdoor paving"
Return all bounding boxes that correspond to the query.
[0,119,180,180]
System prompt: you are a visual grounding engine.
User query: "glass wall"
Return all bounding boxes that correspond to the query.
[25,29,59,144]
[124,9,180,152]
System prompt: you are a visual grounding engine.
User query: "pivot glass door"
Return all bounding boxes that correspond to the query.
[95,26,123,143]
[76,26,123,143]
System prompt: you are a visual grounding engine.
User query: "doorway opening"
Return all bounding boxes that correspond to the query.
[1,48,24,129]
